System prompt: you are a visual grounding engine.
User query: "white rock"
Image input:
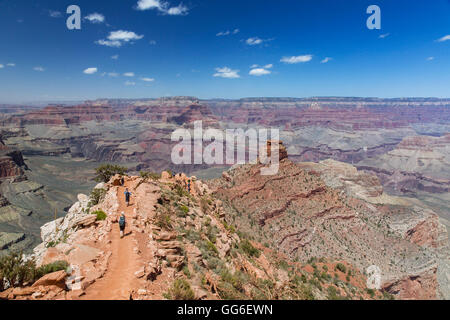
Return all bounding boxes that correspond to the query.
[94,182,106,190]
[40,218,64,242]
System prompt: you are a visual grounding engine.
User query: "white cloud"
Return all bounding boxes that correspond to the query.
[96,30,144,48]
[108,30,144,42]
[6,63,15,67]
[123,72,135,77]
[0,64,3,69]
[125,81,136,86]
[321,57,332,64]
[437,35,450,42]
[83,67,98,74]
[85,13,105,24]
[135,0,189,15]
[33,66,45,72]
[213,67,240,79]
[167,4,188,15]
[141,77,155,82]
[281,55,313,64]
[111,55,119,60]
[379,33,390,39]
[249,68,271,76]
[108,72,119,77]
[249,64,273,76]
[426,56,435,61]
[49,10,62,18]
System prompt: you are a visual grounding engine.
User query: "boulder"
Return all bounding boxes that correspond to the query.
[32,270,67,289]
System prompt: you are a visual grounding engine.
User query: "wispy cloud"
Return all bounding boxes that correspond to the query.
[49,10,62,18]
[107,72,119,77]
[426,56,435,61]
[149,40,157,45]
[6,63,16,67]
[217,29,240,37]
[379,33,390,39]
[437,35,450,42]
[111,55,119,60]
[321,57,332,64]
[85,13,105,24]
[135,0,189,16]
[33,66,45,72]
[245,37,274,46]
[281,55,313,64]
[0,64,3,69]
[141,77,155,82]
[125,81,136,86]
[123,72,135,77]
[83,67,98,74]
[213,67,240,79]
[96,30,144,48]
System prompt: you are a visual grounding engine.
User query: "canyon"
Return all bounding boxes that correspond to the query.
[0,96,448,299]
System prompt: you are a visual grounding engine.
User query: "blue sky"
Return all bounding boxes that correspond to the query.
[0,0,449,102]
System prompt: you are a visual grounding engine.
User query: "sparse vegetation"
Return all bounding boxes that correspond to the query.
[91,210,107,221]
[166,279,195,300]
[89,188,106,207]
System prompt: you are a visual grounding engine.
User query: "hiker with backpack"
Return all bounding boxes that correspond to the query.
[124,188,132,207]
[119,212,126,238]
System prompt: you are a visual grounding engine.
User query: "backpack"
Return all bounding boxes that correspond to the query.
[119,216,126,227]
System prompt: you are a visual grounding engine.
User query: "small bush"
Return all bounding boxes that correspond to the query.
[155,212,173,230]
[177,205,189,217]
[89,188,106,207]
[140,171,161,181]
[240,239,260,258]
[91,210,107,221]
[335,263,347,274]
[36,261,69,279]
[0,251,38,290]
[94,164,127,183]
[204,240,219,255]
[167,279,195,300]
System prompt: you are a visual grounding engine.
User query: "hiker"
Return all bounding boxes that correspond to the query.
[124,188,132,207]
[119,212,126,238]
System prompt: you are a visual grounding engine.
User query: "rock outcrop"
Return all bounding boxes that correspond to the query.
[208,159,449,299]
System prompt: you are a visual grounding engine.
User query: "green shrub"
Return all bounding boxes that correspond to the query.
[182,266,191,278]
[240,239,260,258]
[177,205,189,217]
[167,279,195,300]
[36,261,69,279]
[0,251,38,290]
[335,263,347,273]
[204,240,219,255]
[91,210,107,221]
[140,171,161,181]
[156,212,173,230]
[327,286,340,300]
[94,164,127,183]
[89,188,106,207]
